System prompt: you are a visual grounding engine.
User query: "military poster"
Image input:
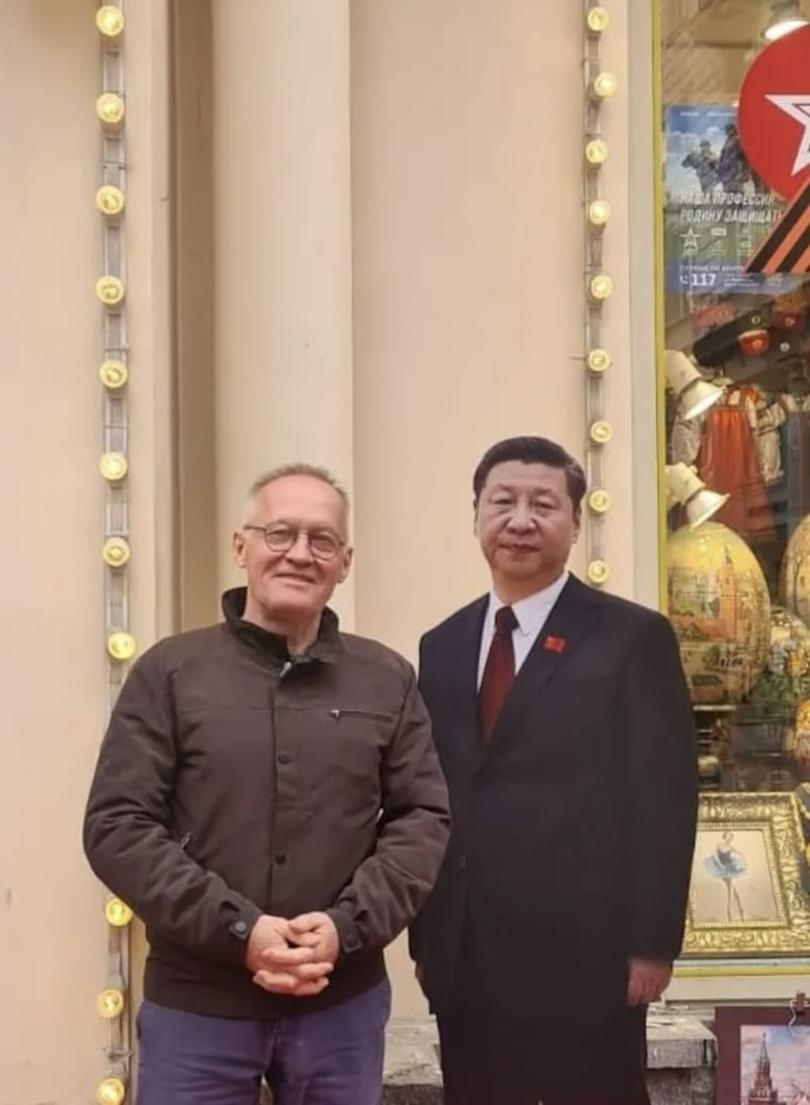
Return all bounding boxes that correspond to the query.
[664,104,786,295]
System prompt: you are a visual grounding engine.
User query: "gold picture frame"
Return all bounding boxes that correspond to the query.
[682,792,810,957]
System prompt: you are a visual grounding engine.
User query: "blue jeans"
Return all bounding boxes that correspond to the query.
[135,979,391,1105]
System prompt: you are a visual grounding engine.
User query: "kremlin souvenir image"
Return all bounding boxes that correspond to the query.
[740,1026,810,1105]
[716,1007,810,1105]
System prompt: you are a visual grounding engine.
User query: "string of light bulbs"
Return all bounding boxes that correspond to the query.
[582,3,616,588]
[94,6,134,1105]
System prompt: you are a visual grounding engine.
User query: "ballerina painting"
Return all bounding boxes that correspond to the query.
[703,830,747,922]
[689,822,782,929]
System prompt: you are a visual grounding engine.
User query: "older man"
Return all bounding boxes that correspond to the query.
[84,463,450,1105]
[411,436,697,1105]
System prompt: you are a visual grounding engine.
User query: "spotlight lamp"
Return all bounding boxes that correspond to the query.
[666,463,730,530]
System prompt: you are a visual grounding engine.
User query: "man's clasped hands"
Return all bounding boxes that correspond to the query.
[245,912,341,997]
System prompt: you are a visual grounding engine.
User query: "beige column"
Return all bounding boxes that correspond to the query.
[211,1,355,625]
[350,0,592,658]
[0,9,106,1098]
[349,0,635,1015]
[0,1,173,1098]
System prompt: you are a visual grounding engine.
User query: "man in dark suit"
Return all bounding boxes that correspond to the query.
[410,436,697,1105]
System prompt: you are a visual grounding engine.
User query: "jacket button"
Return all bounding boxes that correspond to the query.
[274,853,287,865]
[277,752,290,765]
[459,854,467,869]
[230,920,248,937]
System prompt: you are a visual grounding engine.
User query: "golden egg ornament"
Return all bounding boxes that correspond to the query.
[767,606,810,676]
[781,513,810,631]
[667,521,771,704]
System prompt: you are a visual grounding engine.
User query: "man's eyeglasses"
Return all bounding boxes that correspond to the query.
[243,524,345,561]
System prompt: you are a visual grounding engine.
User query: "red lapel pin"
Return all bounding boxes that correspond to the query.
[543,635,566,654]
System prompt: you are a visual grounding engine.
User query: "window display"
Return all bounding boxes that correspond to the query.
[660,3,810,800]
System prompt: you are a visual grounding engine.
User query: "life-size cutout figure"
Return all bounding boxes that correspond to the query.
[411,436,697,1105]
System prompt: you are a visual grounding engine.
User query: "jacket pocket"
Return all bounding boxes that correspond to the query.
[329,708,396,722]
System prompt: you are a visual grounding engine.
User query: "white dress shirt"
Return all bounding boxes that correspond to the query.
[477,571,570,689]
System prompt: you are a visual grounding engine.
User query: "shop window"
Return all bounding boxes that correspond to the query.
[660,1,810,795]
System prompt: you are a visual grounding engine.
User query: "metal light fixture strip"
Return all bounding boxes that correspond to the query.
[101,28,129,712]
[98,4,131,1096]
[583,2,608,575]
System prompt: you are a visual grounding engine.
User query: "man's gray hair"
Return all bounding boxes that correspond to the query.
[247,463,350,511]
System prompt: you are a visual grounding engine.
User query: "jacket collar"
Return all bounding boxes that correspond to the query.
[221,587,344,665]
[485,573,601,746]
[445,575,603,766]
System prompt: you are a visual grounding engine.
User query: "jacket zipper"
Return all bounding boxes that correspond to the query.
[330,708,392,722]
[266,660,293,909]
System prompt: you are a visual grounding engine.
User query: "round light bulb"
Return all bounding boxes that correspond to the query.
[96,987,125,1019]
[99,359,128,390]
[102,536,131,568]
[588,274,614,302]
[590,72,618,101]
[104,896,134,926]
[96,185,125,217]
[589,420,613,445]
[585,138,608,167]
[586,348,612,373]
[96,1077,126,1105]
[587,560,610,586]
[587,199,611,228]
[96,6,125,38]
[107,631,137,662]
[96,93,125,128]
[99,451,128,482]
[586,6,610,33]
[588,489,611,514]
[96,276,125,307]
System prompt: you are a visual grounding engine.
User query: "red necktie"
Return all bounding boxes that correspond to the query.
[479,605,518,737]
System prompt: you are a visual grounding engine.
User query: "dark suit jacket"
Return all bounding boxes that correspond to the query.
[410,574,697,1019]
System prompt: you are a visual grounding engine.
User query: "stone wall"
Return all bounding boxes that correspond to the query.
[380,1014,716,1105]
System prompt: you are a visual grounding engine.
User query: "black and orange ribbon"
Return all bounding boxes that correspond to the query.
[745,174,810,275]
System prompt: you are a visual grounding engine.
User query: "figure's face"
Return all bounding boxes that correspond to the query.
[475,461,579,591]
[232,475,352,627]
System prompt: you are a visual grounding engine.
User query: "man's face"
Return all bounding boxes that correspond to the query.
[475,461,579,589]
[232,475,352,625]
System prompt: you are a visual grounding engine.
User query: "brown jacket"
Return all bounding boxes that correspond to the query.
[83,588,450,1018]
